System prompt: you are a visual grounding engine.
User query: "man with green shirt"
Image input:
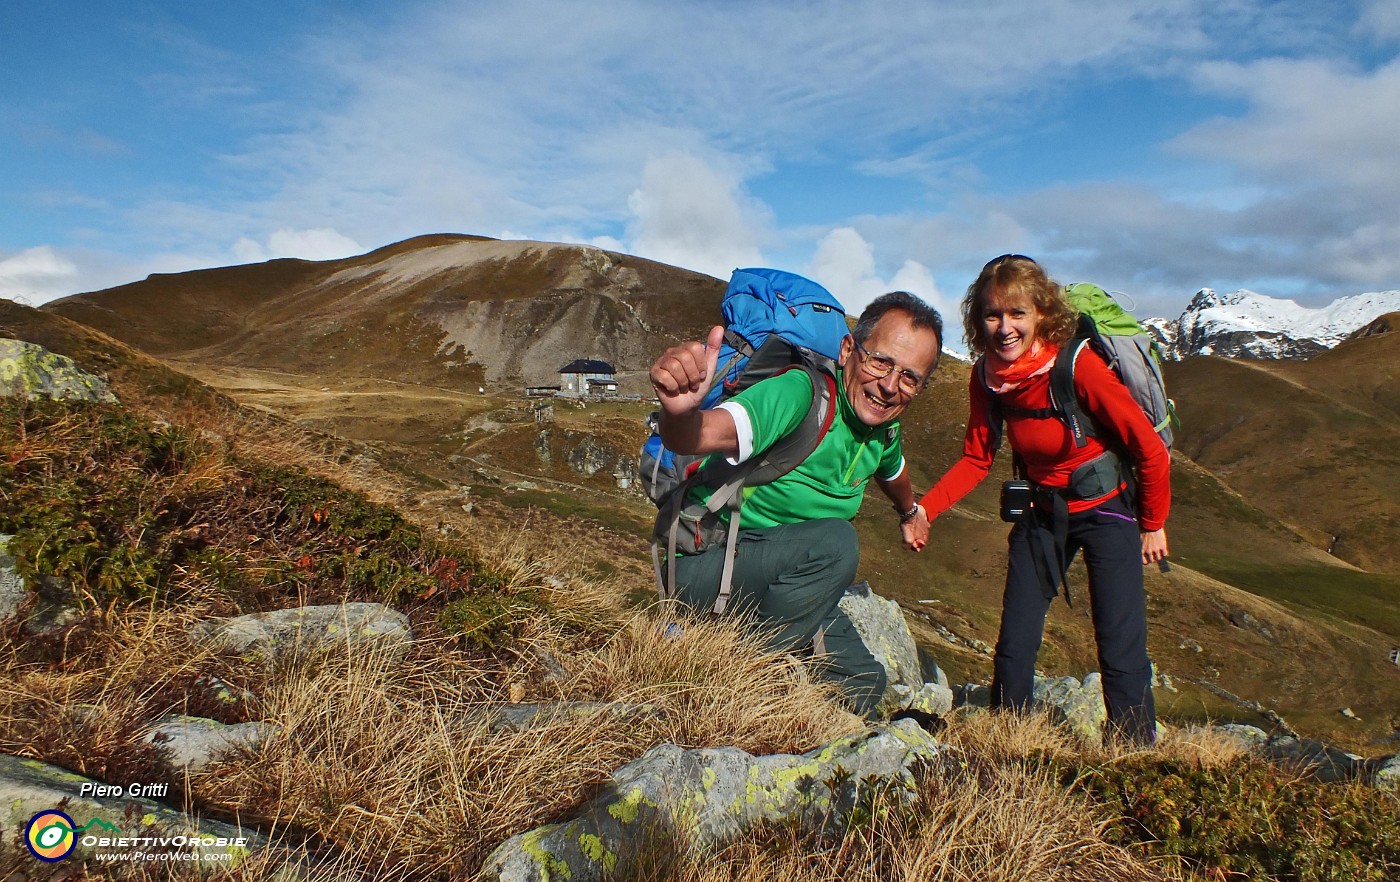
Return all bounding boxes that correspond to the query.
[648,291,942,716]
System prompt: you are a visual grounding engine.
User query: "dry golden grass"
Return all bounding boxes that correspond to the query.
[565,606,863,754]
[0,603,245,784]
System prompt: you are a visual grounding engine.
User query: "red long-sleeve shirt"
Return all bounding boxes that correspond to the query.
[920,347,1170,531]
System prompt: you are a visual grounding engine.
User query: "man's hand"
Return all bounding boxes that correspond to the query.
[650,325,724,417]
[900,505,929,552]
[1141,528,1168,565]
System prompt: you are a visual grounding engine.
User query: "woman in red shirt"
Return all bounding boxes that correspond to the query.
[918,255,1169,744]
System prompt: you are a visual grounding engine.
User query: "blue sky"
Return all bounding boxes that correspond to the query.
[3,0,1399,323]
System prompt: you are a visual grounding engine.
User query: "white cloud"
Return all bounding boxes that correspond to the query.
[623,153,766,279]
[805,227,949,322]
[1172,57,1400,196]
[0,246,78,304]
[232,228,364,264]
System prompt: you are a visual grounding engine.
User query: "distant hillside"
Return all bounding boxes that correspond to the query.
[44,234,726,393]
[1164,318,1400,572]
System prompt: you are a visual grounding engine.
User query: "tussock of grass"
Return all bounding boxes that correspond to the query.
[0,603,258,791]
[566,607,862,754]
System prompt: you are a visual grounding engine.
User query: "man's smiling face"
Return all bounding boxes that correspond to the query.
[838,310,940,427]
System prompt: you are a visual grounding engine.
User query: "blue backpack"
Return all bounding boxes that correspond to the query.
[641,268,849,611]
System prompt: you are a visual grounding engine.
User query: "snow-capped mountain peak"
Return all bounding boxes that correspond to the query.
[1156,287,1400,360]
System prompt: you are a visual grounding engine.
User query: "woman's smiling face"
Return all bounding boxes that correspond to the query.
[980,286,1043,363]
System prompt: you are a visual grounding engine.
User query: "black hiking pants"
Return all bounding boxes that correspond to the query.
[669,518,886,718]
[992,493,1156,744]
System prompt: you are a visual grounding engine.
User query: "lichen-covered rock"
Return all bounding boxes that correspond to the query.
[0,753,256,864]
[481,719,948,882]
[145,715,277,773]
[1032,673,1108,742]
[839,581,940,713]
[1373,754,1400,790]
[889,682,954,716]
[192,602,413,663]
[0,339,117,403]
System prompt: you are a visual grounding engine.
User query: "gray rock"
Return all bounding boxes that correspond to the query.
[892,682,953,716]
[481,719,947,882]
[0,534,23,622]
[0,752,256,864]
[192,602,413,663]
[837,581,933,713]
[1261,735,1365,782]
[0,339,118,403]
[955,683,991,709]
[1203,723,1270,752]
[1373,754,1400,790]
[1032,674,1108,742]
[145,715,276,773]
[1227,609,1275,642]
[20,573,84,636]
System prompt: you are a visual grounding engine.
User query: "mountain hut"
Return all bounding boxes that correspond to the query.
[558,358,617,397]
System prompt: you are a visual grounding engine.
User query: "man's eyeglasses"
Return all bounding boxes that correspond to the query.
[851,339,926,395]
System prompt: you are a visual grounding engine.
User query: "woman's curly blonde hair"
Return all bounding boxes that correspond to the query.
[961,254,1079,357]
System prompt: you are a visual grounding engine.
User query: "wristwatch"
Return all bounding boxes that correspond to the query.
[897,503,922,524]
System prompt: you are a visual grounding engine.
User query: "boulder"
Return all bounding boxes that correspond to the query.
[1372,754,1400,790]
[145,715,277,773]
[482,719,947,882]
[0,339,117,403]
[192,602,413,663]
[0,753,256,864]
[0,538,84,635]
[1032,674,1108,742]
[838,581,952,714]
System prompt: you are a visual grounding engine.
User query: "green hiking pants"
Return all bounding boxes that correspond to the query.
[670,518,887,718]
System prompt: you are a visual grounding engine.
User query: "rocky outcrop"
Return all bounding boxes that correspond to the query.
[0,534,23,622]
[481,719,947,882]
[192,602,413,663]
[0,339,117,402]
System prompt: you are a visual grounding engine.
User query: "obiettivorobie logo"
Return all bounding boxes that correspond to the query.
[22,810,249,864]
[24,811,119,862]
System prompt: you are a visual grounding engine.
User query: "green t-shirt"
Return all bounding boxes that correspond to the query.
[691,368,905,529]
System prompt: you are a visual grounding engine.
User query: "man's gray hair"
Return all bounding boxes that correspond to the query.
[851,291,944,370]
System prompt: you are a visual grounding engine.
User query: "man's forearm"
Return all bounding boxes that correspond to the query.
[659,407,738,457]
[876,469,917,514]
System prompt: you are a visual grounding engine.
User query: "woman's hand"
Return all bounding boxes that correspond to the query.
[900,505,930,552]
[1141,528,1168,565]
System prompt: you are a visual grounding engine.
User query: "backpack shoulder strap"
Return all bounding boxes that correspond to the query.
[1048,333,1096,449]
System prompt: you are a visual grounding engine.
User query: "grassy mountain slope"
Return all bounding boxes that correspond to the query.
[1164,323,1400,572]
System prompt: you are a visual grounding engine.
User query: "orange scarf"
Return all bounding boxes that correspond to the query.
[984,341,1059,393]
